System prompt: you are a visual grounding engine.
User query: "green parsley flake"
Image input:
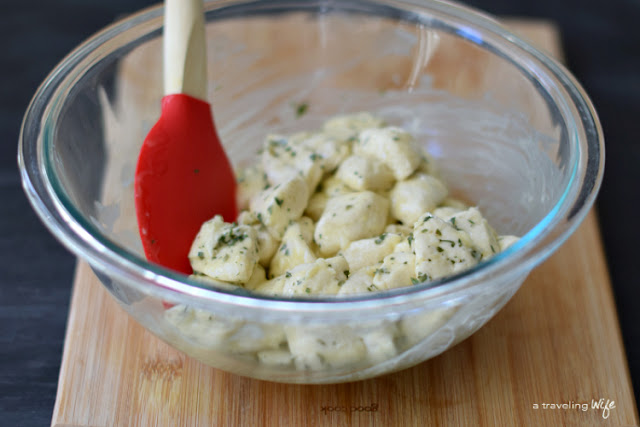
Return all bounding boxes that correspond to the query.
[440,239,456,247]
[374,233,388,245]
[295,102,309,118]
[214,228,247,250]
[411,273,429,284]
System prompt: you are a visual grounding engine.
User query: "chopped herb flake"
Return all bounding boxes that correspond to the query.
[374,233,388,244]
[214,228,247,250]
[411,273,429,284]
[295,102,309,118]
[440,239,456,247]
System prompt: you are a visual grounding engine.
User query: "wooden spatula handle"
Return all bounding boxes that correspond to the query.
[164,0,207,100]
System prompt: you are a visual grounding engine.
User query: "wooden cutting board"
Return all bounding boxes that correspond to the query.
[51,19,638,427]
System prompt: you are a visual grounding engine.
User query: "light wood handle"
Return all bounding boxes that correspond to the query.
[163,0,207,100]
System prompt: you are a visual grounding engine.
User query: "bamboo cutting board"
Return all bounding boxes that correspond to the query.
[51,19,639,427]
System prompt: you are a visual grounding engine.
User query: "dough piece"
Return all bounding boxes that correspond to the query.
[412,213,478,281]
[165,305,243,348]
[318,174,354,198]
[372,252,417,290]
[245,264,267,290]
[224,321,286,354]
[305,191,327,221]
[280,256,349,297]
[335,155,395,191]
[399,307,455,347]
[189,216,259,283]
[285,324,367,370]
[236,211,280,267]
[251,274,288,296]
[499,235,519,251]
[269,218,317,278]
[390,173,448,225]
[314,191,389,256]
[355,127,422,180]
[360,321,399,363]
[337,266,376,295]
[261,134,323,192]
[250,176,309,239]
[445,207,500,259]
[236,165,268,211]
[292,132,351,173]
[340,232,403,272]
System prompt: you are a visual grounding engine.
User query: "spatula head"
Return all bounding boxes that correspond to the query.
[135,94,237,274]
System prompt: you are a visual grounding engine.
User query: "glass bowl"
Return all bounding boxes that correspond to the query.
[18,0,603,383]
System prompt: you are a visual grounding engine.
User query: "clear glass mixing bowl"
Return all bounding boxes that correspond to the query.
[18,0,603,383]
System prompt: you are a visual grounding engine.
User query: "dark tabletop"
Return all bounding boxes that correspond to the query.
[1,0,638,425]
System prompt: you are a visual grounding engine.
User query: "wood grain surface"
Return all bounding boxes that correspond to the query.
[51,20,639,427]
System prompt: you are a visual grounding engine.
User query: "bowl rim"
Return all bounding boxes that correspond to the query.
[18,0,604,315]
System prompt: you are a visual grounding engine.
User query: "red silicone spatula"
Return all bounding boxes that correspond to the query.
[135,0,237,274]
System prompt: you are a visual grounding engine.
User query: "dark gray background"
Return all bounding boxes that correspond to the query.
[1,0,638,425]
